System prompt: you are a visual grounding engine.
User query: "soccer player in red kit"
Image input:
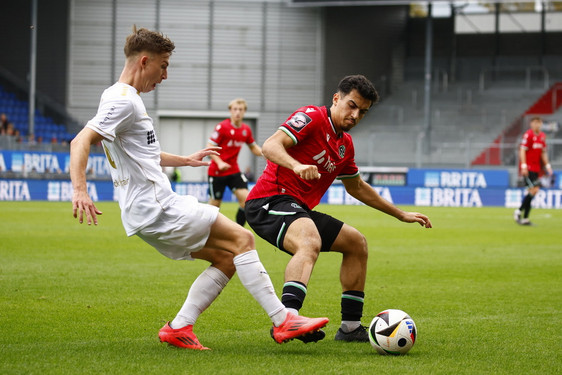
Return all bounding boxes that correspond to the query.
[245,75,432,343]
[514,116,553,225]
[207,98,262,226]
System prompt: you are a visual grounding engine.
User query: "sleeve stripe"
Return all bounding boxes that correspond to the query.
[337,172,360,180]
[279,126,298,145]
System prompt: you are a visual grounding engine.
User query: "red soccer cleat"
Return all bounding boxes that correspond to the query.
[271,312,329,344]
[158,322,210,350]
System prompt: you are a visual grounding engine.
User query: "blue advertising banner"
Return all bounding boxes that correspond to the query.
[322,184,562,208]
[2,179,561,209]
[1,150,557,192]
[407,169,510,188]
[0,150,109,177]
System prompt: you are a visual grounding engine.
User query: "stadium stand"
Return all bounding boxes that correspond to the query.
[0,84,76,146]
[472,82,562,166]
[351,78,553,168]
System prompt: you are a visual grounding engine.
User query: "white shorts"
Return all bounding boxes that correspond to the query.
[136,194,219,260]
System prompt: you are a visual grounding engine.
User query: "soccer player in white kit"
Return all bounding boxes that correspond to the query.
[70,26,328,350]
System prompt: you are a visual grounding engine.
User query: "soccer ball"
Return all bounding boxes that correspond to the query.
[368,309,417,355]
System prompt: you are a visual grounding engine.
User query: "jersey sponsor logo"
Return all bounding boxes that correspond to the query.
[227,140,245,148]
[313,150,336,173]
[113,177,129,188]
[286,112,312,132]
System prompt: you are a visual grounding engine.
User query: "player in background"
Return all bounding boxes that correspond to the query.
[245,74,432,343]
[514,116,553,226]
[207,98,262,226]
[70,26,328,351]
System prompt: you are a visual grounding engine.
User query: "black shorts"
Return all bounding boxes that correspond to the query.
[245,195,344,255]
[208,172,248,200]
[523,171,541,189]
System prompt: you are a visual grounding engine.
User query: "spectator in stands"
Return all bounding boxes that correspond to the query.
[5,122,15,136]
[514,116,553,226]
[0,113,9,133]
[26,134,37,145]
[13,129,22,143]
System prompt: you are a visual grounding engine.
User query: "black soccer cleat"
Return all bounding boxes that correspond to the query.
[295,328,326,343]
[334,325,369,342]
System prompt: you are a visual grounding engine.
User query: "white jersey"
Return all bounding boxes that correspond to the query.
[86,83,175,236]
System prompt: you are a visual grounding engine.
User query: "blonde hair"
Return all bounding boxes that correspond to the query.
[228,98,247,111]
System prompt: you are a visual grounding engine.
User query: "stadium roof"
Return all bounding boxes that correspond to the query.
[288,0,541,6]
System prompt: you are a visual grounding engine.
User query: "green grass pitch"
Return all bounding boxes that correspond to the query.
[1,201,560,374]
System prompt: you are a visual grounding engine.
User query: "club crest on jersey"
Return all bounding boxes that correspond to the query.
[286,112,312,132]
[339,145,346,158]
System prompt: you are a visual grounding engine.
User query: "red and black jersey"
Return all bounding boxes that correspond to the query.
[520,128,547,173]
[247,105,359,210]
[208,119,256,177]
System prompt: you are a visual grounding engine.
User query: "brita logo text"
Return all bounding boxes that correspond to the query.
[425,171,487,188]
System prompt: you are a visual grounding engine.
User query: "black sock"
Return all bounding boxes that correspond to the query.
[341,290,365,322]
[281,281,307,311]
[236,207,246,226]
[521,194,534,218]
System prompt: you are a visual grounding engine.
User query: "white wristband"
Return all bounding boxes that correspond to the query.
[521,163,527,169]
[545,163,552,170]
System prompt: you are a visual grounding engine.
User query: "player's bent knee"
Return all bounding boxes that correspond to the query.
[337,228,368,259]
[356,233,368,259]
[231,226,255,254]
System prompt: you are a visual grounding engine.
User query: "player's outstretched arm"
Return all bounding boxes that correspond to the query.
[160,147,221,168]
[342,175,432,228]
[398,211,432,228]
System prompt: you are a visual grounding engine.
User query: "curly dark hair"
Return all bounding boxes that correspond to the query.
[123,25,175,57]
[337,75,379,106]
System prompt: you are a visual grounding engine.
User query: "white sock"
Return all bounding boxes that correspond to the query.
[287,308,299,316]
[170,266,230,329]
[340,320,361,333]
[233,250,287,326]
